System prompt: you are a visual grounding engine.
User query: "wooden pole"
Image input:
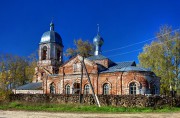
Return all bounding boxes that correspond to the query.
[62,67,65,94]
[80,56,101,107]
[79,57,84,103]
[46,75,48,94]
[120,72,123,95]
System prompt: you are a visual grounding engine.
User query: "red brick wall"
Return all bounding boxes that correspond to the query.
[41,55,159,95]
[93,59,109,68]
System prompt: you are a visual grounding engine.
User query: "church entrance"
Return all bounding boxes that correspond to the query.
[50,83,55,94]
[73,83,80,94]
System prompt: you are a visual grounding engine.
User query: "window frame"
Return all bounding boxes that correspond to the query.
[129,82,136,95]
[73,63,81,72]
[65,84,70,95]
[84,84,90,95]
[103,83,110,95]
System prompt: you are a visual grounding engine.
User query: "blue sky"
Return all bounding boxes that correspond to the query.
[0,0,180,63]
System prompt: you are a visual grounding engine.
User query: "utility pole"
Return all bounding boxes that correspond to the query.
[80,56,101,107]
[45,74,48,94]
[62,67,65,95]
[79,57,84,103]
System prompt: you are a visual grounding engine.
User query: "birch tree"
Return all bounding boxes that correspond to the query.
[138,25,180,95]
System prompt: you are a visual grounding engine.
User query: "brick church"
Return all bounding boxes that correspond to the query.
[15,22,160,95]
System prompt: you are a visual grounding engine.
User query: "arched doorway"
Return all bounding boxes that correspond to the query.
[73,83,80,94]
[50,83,55,94]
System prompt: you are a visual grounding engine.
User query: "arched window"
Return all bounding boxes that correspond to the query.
[57,49,61,61]
[50,83,55,94]
[42,46,47,60]
[103,83,110,95]
[73,63,77,72]
[84,84,90,94]
[73,63,81,72]
[65,84,70,94]
[129,82,136,95]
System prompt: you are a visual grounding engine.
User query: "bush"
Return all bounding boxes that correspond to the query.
[0,89,11,103]
[177,89,180,96]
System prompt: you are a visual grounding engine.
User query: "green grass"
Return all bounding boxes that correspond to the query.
[0,101,179,113]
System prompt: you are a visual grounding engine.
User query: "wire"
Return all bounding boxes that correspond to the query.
[103,28,180,53]
[107,36,179,58]
[107,49,142,57]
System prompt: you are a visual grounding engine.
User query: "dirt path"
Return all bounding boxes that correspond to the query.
[0,110,180,118]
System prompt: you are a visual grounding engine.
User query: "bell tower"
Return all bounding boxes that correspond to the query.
[33,22,63,82]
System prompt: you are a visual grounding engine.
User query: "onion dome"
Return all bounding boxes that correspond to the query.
[93,34,104,46]
[93,24,104,55]
[40,22,63,46]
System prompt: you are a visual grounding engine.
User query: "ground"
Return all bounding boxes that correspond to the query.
[0,110,180,118]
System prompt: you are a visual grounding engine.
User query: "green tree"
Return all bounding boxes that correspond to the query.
[138,25,180,95]
[0,53,37,101]
[25,52,37,83]
[0,53,37,90]
[66,39,94,58]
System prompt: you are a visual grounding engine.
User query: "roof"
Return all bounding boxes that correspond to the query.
[100,61,138,73]
[87,54,108,60]
[116,61,136,68]
[40,31,63,45]
[119,66,150,72]
[16,82,42,90]
[40,23,63,46]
